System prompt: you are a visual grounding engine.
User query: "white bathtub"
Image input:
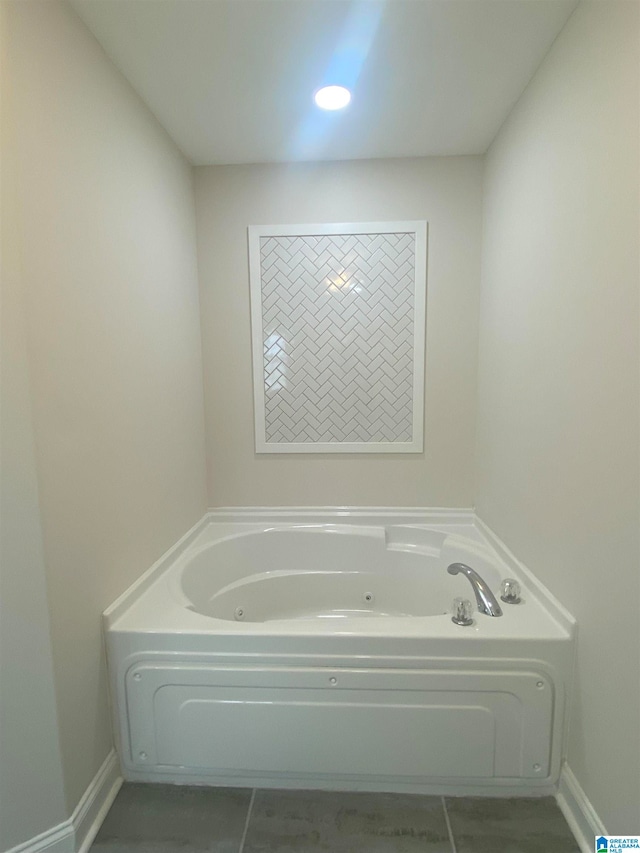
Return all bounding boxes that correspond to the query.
[105,509,575,796]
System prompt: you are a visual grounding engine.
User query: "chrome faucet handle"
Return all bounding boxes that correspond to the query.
[500,578,522,604]
[451,597,474,626]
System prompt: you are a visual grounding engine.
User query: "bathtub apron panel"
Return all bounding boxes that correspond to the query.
[125,663,553,784]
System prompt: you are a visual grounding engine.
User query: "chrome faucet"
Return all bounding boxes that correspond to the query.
[447,563,503,617]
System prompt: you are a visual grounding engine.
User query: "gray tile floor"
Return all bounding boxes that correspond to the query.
[91,784,581,853]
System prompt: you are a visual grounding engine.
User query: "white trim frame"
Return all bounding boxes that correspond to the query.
[248,221,427,454]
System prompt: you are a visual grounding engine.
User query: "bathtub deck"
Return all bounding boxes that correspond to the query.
[90,783,580,852]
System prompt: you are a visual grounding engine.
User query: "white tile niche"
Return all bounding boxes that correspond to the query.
[248,222,427,453]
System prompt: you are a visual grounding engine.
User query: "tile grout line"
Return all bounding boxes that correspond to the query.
[441,796,458,853]
[238,788,257,853]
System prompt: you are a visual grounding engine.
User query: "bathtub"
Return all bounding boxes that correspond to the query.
[104,509,575,796]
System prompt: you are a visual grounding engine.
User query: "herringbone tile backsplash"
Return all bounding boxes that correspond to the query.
[259,231,416,445]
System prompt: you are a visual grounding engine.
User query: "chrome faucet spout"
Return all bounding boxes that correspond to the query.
[447,563,503,617]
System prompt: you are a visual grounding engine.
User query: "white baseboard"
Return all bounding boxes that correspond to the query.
[556,762,607,853]
[5,750,122,853]
[73,750,122,853]
[3,823,74,853]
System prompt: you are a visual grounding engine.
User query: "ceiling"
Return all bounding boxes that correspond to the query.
[70,0,578,166]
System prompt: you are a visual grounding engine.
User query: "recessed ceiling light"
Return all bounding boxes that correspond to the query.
[314,85,351,111]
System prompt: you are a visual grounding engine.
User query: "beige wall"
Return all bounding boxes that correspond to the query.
[0,6,67,847]
[195,158,483,507]
[6,0,207,814]
[476,1,639,832]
